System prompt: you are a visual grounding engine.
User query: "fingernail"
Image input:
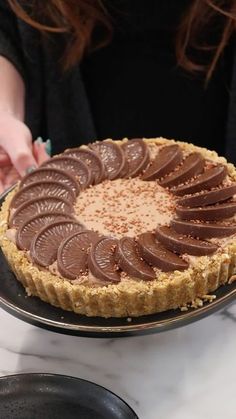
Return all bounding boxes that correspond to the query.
[25,165,37,174]
[45,139,52,156]
[35,137,43,144]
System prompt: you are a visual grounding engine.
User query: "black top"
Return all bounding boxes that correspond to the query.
[1,1,236,161]
[82,0,231,156]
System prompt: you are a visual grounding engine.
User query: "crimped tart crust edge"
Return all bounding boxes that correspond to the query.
[1,137,236,318]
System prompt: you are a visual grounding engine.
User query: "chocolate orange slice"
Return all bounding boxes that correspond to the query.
[116,237,155,280]
[177,184,236,208]
[20,168,79,196]
[88,237,120,283]
[90,141,126,180]
[138,232,188,271]
[142,145,183,181]
[16,212,74,250]
[11,181,75,210]
[30,220,84,267]
[122,139,150,177]
[156,226,217,256]
[171,218,236,238]
[176,201,236,221]
[64,147,105,184]
[9,196,73,228]
[160,153,204,188]
[41,156,91,189]
[119,159,129,178]
[58,230,99,279]
[172,165,227,196]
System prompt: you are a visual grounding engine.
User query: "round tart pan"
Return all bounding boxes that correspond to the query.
[0,373,138,419]
[0,183,236,337]
[0,245,235,337]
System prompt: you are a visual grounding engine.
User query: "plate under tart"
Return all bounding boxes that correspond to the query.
[0,373,138,419]
[0,187,236,337]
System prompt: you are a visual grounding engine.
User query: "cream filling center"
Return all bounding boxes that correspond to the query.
[74,178,175,238]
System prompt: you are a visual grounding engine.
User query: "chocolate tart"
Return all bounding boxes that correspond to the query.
[1,137,236,318]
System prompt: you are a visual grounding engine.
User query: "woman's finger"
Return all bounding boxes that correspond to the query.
[0,168,5,194]
[0,180,4,195]
[9,144,37,177]
[0,147,11,166]
[33,140,50,165]
[0,162,19,182]
[0,122,37,177]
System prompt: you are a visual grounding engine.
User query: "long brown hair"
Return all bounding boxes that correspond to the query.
[8,0,236,80]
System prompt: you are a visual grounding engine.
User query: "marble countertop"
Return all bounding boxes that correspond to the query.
[0,304,236,419]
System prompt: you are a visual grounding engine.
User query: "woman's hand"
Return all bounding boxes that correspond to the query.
[0,111,49,193]
[0,57,49,193]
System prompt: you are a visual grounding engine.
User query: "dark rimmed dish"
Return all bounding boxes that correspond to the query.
[0,187,235,338]
[0,373,138,419]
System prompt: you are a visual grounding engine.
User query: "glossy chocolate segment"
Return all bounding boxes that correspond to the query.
[116,237,155,280]
[138,232,189,271]
[41,156,91,189]
[64,147,105,184]
[172,165,227,196]
[142,145,183,181]
[16,212,74,250]
[122,139,150,178]
[57,230,99,280]
[90,141,126,180]
[11,181,75,210]
[88,237,120,283]
[9,196,73,228]
[171,218,236,238]
[177,184,236,208]
[156,226,218,256]
[30,220,84,267]
[176,201,236,221]
[20,168,79,196]
[160,153,204,188]
[119,158,129,178]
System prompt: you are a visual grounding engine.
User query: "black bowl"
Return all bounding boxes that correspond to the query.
[0,373,138,419]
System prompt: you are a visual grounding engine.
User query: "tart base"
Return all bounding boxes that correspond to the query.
[1,137,236,318]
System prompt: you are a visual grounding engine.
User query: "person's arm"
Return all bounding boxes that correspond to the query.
[0,1,35,175]
[0,3,49,191]
[0,56,37,176]
[0,56,25,119]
